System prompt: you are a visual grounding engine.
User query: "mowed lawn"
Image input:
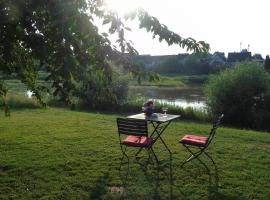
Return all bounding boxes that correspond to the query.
[0,108,270,200]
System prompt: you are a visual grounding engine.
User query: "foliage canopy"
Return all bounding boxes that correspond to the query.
[0,0,209,110]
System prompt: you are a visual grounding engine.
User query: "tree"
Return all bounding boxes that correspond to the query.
[154,56,182,74]
[182,53,212,75]
[264,55,270,72]
[0,0,209,111]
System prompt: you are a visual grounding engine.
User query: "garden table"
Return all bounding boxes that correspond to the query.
[127,113,180,157]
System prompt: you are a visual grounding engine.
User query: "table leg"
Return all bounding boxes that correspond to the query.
[135,121,172,159]
[150,121,172,155]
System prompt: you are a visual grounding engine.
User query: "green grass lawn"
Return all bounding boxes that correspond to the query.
[0,108,270,199]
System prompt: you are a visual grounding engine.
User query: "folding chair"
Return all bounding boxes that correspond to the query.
[179,114,224,167]
[117,118,159,168]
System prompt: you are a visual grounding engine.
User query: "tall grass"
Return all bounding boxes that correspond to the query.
[5,92,42,109]
[3,91,210,123]
[116,98,211,122]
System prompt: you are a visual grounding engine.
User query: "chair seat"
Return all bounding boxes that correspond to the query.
[180,134,208,147]
[121,135,153,147]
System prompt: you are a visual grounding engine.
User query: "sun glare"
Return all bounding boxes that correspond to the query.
[105,0,144,14]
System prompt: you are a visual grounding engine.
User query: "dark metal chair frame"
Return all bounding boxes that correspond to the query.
[180,114,224,167]
[135,120,173,159]
[117,118,159,168]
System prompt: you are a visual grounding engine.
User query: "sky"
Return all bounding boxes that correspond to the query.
[104,0,270,57]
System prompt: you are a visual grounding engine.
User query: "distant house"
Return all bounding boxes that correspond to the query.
[134,50,263,69]
[227,49,251,64]
[209,52,226,66]
[252,54,264,63]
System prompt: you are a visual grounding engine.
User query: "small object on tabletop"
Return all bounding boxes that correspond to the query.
[162,107,168,117]
[143,100,154,117]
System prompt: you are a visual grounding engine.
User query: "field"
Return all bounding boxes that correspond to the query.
[129,75,209,88]
[0,108,269,199]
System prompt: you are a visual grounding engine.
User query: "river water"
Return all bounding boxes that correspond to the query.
[129,86,207,111]
[27,86,207,111]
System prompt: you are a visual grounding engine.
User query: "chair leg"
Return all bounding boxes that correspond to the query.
[119,146,129,171]
[149,147,159,164]
[119,145,130,187]
[196,155,210,173]
[204,151,215,165]
[181,155,195,167]
[147,149,151,163]
[181,145,211,173]
[181,144,204,167]
[135,147,143,158]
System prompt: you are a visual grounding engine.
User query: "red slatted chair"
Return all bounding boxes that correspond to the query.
[117,118,159,167]
[179,114,224,167]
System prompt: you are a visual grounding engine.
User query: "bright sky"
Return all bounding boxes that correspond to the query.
[104,0,270,57]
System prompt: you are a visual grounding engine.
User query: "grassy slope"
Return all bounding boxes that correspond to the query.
[0,108,269,199]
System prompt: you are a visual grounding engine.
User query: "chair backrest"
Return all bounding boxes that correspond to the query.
[206,114,224,147]
[117,118,148,136]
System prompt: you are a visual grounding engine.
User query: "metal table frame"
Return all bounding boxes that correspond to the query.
[127,113,180,161]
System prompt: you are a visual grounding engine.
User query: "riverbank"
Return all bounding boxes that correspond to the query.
[129,74,207,111]
[0,108,269,199]
[130,74,209,88]
[2,74,209,122]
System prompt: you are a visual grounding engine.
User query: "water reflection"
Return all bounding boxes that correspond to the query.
[129,86,206,110]
[26,90,33,98]
[155,98,206,110]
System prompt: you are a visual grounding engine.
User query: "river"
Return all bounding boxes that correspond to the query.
[129,86,206,111]
[27,86,207,111]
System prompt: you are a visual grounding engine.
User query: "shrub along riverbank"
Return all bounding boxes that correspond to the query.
[4,92,211,123]
[0,108,269,199]
[5,91,270,132]
[115,98,211,122]
[205,62,270,130]
[4,66,270,131]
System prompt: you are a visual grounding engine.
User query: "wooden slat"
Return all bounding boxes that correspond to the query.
[118,127,147,134]
[118,123,146,129]
[118,125,147,131]
[117,119,146,126]
[117,118,148,136]
[118,128,146,135]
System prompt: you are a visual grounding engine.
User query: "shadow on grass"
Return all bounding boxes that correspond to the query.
[119,154,187,200]
[181,157,247,200]
[89,172,110,200]
[182,155,221,198]
[0,164,11,172]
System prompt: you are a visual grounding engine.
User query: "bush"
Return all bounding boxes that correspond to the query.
[78,69,129,110]
[204,62,270,130]
[6,92,42,109]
